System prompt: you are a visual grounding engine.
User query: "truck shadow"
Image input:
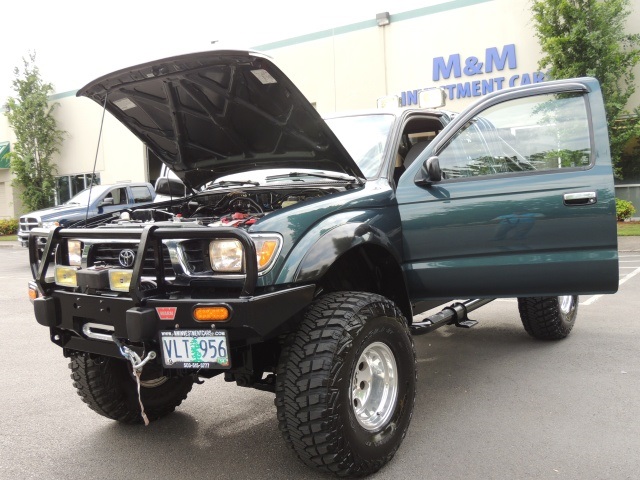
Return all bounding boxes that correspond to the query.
[57,385,329,480]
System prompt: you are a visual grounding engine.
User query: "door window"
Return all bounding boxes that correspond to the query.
[105,188,128,205]
[438,93,591,180]
[131,186,153,203]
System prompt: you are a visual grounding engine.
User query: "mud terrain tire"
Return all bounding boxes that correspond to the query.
[275,291,416,477]
[517,295,578,340]
[69,353,194,424]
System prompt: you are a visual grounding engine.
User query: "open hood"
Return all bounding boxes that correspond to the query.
[78,50,364,190]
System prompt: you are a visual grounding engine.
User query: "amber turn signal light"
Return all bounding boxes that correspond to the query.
[193,306,230,322]
[28,281,39,302]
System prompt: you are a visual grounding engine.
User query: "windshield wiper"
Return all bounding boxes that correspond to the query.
[204,180,260,190]
[266,171,357,182]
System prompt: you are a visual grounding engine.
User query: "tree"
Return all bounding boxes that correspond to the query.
[4,53,64,211]
[531,0,640,176]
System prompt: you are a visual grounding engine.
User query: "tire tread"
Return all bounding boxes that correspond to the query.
[275,291,415,477]
[69,354,193,424]
[518,296,577,340]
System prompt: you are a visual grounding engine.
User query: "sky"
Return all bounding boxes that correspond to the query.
[1,0,442,102]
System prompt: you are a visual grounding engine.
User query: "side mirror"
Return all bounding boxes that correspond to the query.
[155,177,186,197]
[99,197,114,207]
[416,156,442,186]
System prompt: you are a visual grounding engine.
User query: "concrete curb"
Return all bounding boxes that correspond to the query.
[618,236,640,252]
[0,242,21,249]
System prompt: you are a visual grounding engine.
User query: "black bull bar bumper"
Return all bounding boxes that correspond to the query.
[31,225,315,358]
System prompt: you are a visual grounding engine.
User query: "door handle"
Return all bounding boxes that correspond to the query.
[563,191,597,206]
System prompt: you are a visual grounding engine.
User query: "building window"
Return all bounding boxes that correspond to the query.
[55,173,100,204]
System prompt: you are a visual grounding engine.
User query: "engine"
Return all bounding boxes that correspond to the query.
[96,187,339,229]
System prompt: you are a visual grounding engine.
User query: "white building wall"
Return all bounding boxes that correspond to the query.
[269,28,387,114]
[625,3,640,109]
[263,0,640,113]
[0,109,24,218]
[385,0,544,110]
[54,94,147,184]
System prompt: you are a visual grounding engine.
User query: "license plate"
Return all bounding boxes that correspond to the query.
[159,330,230,369]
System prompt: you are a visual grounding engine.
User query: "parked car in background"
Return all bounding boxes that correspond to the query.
[18,182,155,247]
[153,166,188,202]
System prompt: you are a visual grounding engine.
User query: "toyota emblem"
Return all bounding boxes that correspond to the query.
[118,249,136,268]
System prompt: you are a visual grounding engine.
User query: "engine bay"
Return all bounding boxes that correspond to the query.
[97,186,343,229]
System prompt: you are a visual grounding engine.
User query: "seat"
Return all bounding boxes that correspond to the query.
[403,141,430,170]
[394,141,431,185]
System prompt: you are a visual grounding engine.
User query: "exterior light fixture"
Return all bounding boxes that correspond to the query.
[376,12,390,27]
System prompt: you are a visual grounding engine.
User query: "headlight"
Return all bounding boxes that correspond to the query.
[41,220,59,229]
[68,240,83,266]
[208,236,281,274]
[209,240,244,273]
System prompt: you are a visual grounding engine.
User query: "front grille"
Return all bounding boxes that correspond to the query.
[19,217,39,233]
[89,243,175,276]
[181,240,208,273]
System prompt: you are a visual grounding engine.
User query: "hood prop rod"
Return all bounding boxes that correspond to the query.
[410,298,494,335]
[84,92,108,226]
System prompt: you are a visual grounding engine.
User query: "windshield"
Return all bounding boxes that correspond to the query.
[64,185,108,205]
[324,114,395,179]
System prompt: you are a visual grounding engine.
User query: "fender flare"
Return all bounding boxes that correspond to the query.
[288,222,401,283]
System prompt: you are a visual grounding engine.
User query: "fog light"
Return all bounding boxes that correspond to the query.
[193,306,230,322]
[376,94,401,109]
[418,87,447,109]
[109,269,133,292]
[54,266,79,287]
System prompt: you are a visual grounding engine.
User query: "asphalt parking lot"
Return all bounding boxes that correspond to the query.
[0,240,638,480]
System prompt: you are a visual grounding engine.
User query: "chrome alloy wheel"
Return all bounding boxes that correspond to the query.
[558,295,577,316]
[140,376,169,388]
[351,341,398,431]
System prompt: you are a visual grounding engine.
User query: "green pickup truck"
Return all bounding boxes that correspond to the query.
[29,50,618,477]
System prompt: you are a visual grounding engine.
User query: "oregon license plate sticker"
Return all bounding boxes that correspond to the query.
[159,330,230,369]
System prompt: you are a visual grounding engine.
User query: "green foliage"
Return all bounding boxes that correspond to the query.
[616,198,636,221]
[4,53,64,212]
[618,139,640,180]
[531,0,640,176]
[0,219,18,235]
[617,221,640,235]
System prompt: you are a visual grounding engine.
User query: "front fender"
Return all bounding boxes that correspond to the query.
[275,210,402,284]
